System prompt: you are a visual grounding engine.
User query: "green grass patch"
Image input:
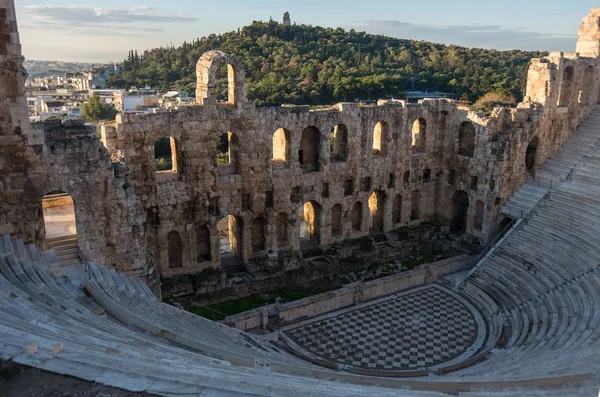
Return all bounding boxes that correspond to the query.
[190,295,268,321]
[272,287,310,302]
[187,287,312,321]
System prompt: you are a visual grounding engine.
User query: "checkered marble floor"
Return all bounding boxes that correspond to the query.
[284,286,478,370]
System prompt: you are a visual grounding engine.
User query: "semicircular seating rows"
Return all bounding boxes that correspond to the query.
[4,114,600,395]
[1,234,598,396]
[453,110,600,383]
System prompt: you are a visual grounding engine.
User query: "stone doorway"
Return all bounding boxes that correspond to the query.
[42,192,80,266]
[298,201,322,258]
[368,191,385,234]
[218,215,244,272]
[525,136,538,176]
[451,190,469,234]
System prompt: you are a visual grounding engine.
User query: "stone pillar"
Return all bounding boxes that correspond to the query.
[0,0,32,140]
[576,7,600,58]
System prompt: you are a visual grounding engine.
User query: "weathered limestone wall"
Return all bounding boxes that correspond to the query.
[102,98,503,277]
[99,39,599,278]
[2,2,600,287]
[0,1,154,288]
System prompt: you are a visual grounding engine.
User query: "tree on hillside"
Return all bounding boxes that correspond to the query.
[81,94,118,122]
[113,21,547,106]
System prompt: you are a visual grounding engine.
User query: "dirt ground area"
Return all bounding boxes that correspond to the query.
[0,361,160,397]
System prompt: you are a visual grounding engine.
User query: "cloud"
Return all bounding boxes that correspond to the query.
[17,5,198,35]
[346,20,576,52]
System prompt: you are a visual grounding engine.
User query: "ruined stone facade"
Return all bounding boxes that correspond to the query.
[2,2,600,283]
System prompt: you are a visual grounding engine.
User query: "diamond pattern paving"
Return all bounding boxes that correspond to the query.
[285,286,478,370]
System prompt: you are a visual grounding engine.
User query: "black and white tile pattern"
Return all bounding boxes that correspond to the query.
[285,286,478,370]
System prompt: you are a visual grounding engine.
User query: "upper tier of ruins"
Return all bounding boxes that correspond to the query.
[2,3,600,283]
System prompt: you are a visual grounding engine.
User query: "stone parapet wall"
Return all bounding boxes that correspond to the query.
[226,255,474,331]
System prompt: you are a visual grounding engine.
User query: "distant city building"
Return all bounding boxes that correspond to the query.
[160,91,192,109]
[114,91,160,113]
[283,12,291,26]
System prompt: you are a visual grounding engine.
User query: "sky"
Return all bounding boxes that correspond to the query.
[14,0,600,63]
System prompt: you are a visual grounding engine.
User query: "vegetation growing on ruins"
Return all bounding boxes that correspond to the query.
[109,21,546,105]
[81,93,118,122]
[472,92,518,115]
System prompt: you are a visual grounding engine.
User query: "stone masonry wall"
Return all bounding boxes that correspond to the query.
[2,3,600,285]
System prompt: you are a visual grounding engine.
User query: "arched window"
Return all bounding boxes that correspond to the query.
[373,122,387,155]
[368,191,385,233]
[558,66,574,107]
[330,124,348,162]
[579,65,595,105]
[273,128,290,166]
[451,191,469,234]
[277,213,288,247]
[352,202,363,232]
[155,137,178,173]
[168,231,183,269]
[196,226,211,262]
[251,218,266,253]
[331,204,343,237]
[392,195,402,225]
[217,131,239,175]
[411,119,426,153]
[474,200,484,231]
[458,122,476,158]
[299,126,320,172]
[410,190,420,221]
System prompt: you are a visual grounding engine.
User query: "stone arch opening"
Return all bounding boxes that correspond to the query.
[217,131,239,175]
[392,194,402,225]
[373,121,387,155]
[558,66,575,107]
[411,190,420,221]
[196,225,211,262]
[331,204,343,238]
[330,124,349,162]
[41,192,79,262]
[579,65,595,105]
[352,202,363,232]
[411,118,426,153]
[218,215,244,262]
[214,63,231,102]
[474,200,485,231]
[299,126,320,172]
[154,136,178,173]
[458,121,476,157]
[277,213,289,248]
[298,201,321,244]
[498,217,513,238]
[273,128,290,166]
[251,218,266,254]
[196,50,247,107]
[167,231,183,269]
[526,136,539,175]
[451,190,470,234]
[368,191,386,233]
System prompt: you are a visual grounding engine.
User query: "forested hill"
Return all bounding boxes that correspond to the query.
[109,20,547,106]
